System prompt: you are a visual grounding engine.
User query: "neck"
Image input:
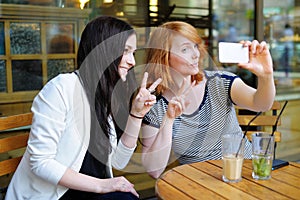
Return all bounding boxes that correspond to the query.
[170,70,192,91]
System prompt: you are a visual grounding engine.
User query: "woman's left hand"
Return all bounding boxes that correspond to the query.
[130,72,162,118]
[238,40,273,78]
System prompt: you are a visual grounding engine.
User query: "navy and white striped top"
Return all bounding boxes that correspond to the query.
[143,70,252,164]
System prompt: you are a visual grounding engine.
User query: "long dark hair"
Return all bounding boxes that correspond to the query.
[77,16,136,165]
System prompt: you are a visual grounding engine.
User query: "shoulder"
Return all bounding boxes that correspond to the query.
[204,70,238,80]
[47,72,78,87]
[33,72,81,109]
[204,70,240,102]
[204,70,240,89]
[40,72,79,95]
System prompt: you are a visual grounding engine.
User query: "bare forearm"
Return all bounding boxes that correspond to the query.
[121,115,142,148]
[254,75,276,111]
[143,143,172,179]
[58,168,106,193]
[142,116,174,178]
[59,168,139,197]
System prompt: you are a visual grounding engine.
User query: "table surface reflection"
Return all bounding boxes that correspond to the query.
[155,159,300,200]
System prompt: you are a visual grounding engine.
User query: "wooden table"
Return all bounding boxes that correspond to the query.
[155,159,300,200]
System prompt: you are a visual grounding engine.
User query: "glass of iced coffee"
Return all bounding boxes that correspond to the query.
[222,134,245,183]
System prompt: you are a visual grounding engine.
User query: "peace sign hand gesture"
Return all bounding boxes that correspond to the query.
[130,72,162,118]
[166,79,196,119]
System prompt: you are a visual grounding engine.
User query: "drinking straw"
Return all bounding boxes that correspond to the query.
[235,111,262,157]
[264,101,288,156]
[271,101,288,136]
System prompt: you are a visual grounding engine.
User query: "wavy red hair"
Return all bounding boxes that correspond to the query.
[144,21,206,95]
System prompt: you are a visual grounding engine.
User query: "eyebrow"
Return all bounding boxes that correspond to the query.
[180,42,194,46]
[125,44,136,51]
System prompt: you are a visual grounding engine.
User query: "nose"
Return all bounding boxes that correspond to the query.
[127,52,136,67]
[192,48,200,59]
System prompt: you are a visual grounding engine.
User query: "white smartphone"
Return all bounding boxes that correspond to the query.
[218,42,249,63]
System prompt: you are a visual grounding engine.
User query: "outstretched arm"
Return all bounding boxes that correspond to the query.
[231,40,276,111]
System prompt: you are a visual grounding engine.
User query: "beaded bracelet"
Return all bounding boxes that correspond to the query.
[129,113,144,119]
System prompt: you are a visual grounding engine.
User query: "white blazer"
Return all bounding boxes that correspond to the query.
[6,73,135,200]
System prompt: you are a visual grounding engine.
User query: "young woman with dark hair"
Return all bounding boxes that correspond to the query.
[6,16,161,200]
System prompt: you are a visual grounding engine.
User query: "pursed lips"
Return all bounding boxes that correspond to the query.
[191,63,198,68]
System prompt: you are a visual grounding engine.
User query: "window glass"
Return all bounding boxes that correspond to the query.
[10,22,41,54]
[47,59,75,80]
[0,2,87,115]
[12,60,42,91]
[46,23,75,54]
[0,22,4,55]
[0,60,6,92]
[213,0,254,43]
[264,0,300,93]
[212,0,255,86]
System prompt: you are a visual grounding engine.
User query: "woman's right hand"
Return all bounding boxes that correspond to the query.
[101,176,139,198]
[59,168,139,198]
[166,79,196,119]
[130,72,162,118]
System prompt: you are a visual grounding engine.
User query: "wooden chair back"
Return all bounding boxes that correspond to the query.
[0,112,32,197]
[235,101,281,142]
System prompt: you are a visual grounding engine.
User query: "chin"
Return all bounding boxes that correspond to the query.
[191,69,199,75]
[121,75,127,82]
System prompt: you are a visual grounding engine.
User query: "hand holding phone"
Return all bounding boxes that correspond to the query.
[218,42,249,63]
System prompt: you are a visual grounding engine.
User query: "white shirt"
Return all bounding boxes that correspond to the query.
[6,72,135,200]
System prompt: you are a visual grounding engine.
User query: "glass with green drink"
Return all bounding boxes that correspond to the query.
[251,132,274,180]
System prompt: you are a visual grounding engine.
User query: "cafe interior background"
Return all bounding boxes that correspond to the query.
[0,0,299,174]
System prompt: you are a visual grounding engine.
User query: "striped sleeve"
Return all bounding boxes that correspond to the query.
[143,96,168,129]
